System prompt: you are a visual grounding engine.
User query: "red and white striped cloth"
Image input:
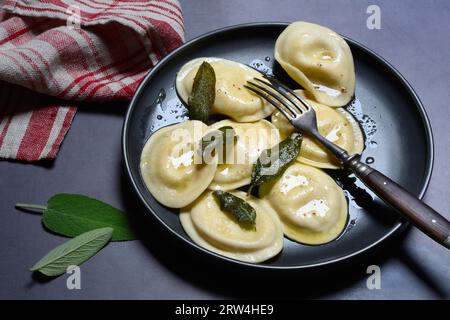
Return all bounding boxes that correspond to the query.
[0,0,184,161]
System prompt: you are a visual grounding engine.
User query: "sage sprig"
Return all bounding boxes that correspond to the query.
[30,227,113,277]
[16,193,136,241]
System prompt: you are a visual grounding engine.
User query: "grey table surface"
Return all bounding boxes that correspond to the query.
[1,0,449,299]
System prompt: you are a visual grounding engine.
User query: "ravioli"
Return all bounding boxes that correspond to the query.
[275,21,355,107]
[271,90,363,169]
[176,57,274,122]
[207,119,280,190]
[260,163,347,245]
[180,191,284,263]
[140,120,218,208]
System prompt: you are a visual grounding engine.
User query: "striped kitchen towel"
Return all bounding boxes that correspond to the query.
[0,0,184,161]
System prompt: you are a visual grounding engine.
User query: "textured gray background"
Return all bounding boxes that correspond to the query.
[0,0,449,299]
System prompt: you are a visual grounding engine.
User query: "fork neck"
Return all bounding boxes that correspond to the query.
[310,130,371,177]
[309,129,351,164]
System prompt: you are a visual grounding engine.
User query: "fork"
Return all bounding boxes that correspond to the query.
[245,75,450,250]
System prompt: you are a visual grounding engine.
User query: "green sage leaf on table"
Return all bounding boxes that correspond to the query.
[16,193,136,241]
[212,190,256,226]
[188,61,216,123]
[249,132,303,194]
[30,227,113,277]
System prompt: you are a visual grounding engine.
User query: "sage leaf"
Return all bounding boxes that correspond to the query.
[44,194,135,241]
[213,190,256,225]
[249,132,303,194]
[199,126,236,162]
[16,193,136,241]
[201,126,235,152]
[188,61,216,123]
[30,227,113,277]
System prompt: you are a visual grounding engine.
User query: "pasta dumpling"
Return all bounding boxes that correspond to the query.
[271,90,364,169]
[260,163,348,245]
[176,57,274,122]
[180,191,284,263]
[140,120,218,208]
[207,119,280,190]
[275,21,355,107]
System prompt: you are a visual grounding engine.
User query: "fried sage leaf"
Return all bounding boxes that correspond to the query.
[213,190,256,225]
[188,61,216,123]
[30,227,113,277]
[249,132,303,194]
[199,126,236,161]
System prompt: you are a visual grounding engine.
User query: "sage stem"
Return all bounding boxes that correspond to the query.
[15,203,47,212]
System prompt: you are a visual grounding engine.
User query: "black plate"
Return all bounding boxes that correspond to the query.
[122,23,433,270]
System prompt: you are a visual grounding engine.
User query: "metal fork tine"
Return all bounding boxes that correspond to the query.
[244,84,293,120]
[246,80,301,116]
[263,75,312,111]
[253,78,305,115]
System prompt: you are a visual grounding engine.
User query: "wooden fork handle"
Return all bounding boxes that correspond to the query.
[346,157,450,249]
